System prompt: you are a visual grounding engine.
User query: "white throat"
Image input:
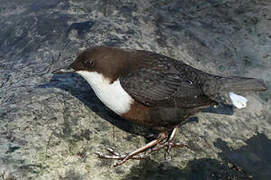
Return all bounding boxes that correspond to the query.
[76,71,134,115]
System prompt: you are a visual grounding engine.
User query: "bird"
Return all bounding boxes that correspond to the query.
[54,46,267,166]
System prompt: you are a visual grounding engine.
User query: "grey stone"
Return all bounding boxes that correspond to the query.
[1,0,271,179]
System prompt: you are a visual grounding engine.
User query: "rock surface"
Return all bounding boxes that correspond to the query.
[1,0,271,179]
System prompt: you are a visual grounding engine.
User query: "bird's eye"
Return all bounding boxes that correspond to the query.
[83,60,94,67]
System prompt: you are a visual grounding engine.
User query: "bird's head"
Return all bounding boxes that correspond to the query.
[53,46,130,82]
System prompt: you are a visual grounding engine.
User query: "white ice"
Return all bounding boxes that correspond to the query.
[229,92,248,109]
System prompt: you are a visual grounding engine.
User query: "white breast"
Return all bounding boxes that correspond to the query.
[76,71,134,115]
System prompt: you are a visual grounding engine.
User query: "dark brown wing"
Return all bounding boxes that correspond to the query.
[120,52,215,108]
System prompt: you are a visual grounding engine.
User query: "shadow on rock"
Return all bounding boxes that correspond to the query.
[123,158,248,180]
[214,133,271,180]
[203,104,233,115]
[40,74,159,139]
[124,133,271,180]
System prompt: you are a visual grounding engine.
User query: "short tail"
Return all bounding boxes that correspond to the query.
[219,76,267,92]
[203,76,267,95]
[202,76,267,108]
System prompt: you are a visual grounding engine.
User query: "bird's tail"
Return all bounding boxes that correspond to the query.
[202,76,267,108]
[218,76,266,92]
[203,76,267,94]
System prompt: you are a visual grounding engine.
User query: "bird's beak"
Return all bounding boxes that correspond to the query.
[52,66,75,74]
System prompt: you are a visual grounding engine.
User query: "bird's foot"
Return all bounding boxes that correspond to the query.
[95,129,189,167]
[145,140,189,160]
[148,126,189,158]
[96,132,167,167]
[96,141,189,166]
[95,148,148,164]
[164,141,189,160]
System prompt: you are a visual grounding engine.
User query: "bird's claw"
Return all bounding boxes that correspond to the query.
[95,148,148,167]
[95,128,190,167]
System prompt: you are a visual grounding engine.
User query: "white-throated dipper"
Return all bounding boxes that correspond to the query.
[54,46,267,166]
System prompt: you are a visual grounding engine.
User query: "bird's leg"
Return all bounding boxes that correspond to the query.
[145,126,189,157]
[95,132,167,167]
[166,126,178,153]
[166,126,189,152]
[164,126,189,159]
[96,128,189,166]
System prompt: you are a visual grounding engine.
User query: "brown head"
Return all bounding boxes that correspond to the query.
[69,46,136,82]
